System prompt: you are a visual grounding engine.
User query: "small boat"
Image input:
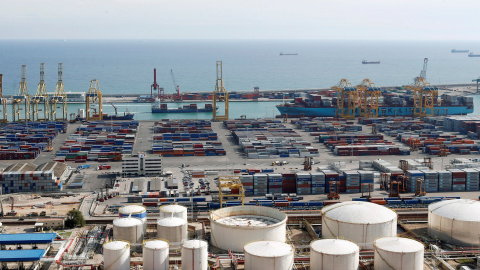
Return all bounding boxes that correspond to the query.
[362,60,380,64]
[451,49,469,53]
[279,52,298,56]
[468,52,480,57]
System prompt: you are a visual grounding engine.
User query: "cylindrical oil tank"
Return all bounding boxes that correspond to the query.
[113,217,144,244]
[181,240,208,270]
[157,217,187,248]
[119,205,147,224]
[103,240,130,270]
[160,204,188,221]
[310,239,359,270]
[321,201,397,249]
[209,206,287,252]
[244,241,294,270]
[143,239,169,270]
[374,237,424,270]
[428,199,480,246]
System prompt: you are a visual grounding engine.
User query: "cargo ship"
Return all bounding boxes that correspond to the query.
[102,113,135,120]
[279,52,298,56]
[468,52,480,57]
[451,49,469,53]
[152,100,216,113]
[362,60,380,64]
[276,91,474,117]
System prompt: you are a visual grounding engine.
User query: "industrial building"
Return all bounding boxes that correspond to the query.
[122,153,162,177]
[34,218,65,231]
[0,233,54,270]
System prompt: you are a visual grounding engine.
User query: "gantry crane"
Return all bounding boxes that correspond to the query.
[12,65,31,122]
[0,74,7,123]
[212,61,229,121]
[31,63,50,121]
[171,69,182,101]
[415,58,428,84]
[357,79,382,118]
[151,68,163,101]
[332,79,357,119]
[217,176,245,205]
[406,77,438,117]
[86,79,103,121]
[50,63,68,121]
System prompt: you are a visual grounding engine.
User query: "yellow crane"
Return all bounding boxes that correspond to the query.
[217,176,245,206]
[50,63,68,121]
[406,77,438,117]
[332,79,356,119]
[12,65,31,122]
[357,79,382,118]
[0,74,7,123]
[31,63,50,121]
[86,79,103,121]
[212,61,229,121]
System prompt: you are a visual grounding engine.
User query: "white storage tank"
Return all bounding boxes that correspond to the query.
[244,241,294,270]
[78,109,86,119]
[209,206,287,252]
[428,199,480,246]
[157,217,187,248]
[143,239,169,270]
[321,201,397,249]
[374,237,424,270]
[113,217,144,244]
[310,239,359,270]
[103,240,130,270]
[160,204,188,221]
[181,240,208,270]
[119,205,147,224]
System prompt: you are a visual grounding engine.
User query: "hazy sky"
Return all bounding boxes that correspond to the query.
[1,0,478,40]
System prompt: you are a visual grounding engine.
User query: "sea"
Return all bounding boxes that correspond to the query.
[1,39,480,120]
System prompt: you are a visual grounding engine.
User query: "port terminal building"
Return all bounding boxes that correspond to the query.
[122,153,162,177]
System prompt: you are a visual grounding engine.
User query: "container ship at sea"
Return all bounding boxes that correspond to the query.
[276,89,474,117]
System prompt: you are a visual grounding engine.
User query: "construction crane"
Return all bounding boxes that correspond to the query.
[327,181,340,200]
[212,61,229,121]
[332,79,357,119]
[151,68,163,101]
[0,74,7,123]
[217,176,245,205]
[109,102,117,116]
[171,69,182,101]
[50,63,68,121]
[12,65,31,122]
[5,197,17,216]
[31,63,50,121]
[357,79,382,118]
[86,79,103,121]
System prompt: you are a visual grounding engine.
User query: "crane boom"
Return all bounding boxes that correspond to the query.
[170,69,181,100]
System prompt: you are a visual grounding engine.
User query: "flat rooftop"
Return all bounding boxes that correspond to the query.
[0,233,56,245]
[0,249,45,262]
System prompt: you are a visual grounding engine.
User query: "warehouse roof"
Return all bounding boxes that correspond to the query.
[0,249,45,262]
[3,162,68,179]
[0,233,56,244]
[4,162,37,172]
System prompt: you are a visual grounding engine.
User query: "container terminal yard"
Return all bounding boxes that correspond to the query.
[2,62,480,269]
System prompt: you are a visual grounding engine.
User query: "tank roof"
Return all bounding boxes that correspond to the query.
[321,201,396,224]
[160,204,187,213]
[144,240,169,250]
[119,205,146,214]
[374,237,424,252]
[429,199,480,222]
[215,215,280,227]
[310,239,359,255]
[104,241,130,250]
[244,241,293,257]
[113,217,142,227]
[157,217,186,226]
[182,240,208,249]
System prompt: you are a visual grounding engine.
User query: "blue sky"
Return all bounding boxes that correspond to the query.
[1,0,478,40]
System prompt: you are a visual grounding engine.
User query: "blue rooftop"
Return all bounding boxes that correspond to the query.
[0,249,45,262]
[0,233,56,245]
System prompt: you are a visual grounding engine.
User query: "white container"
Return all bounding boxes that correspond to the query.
[113,217,144,244]
[181,240,208,270]
[157,217,187,249]
[310,239,359,270]
[103,241,130,270]
[209,206,287,252]
[428,199,480,246]
[321,201,397,249]
[244,241,294,270]
[374,237,424,270]
[160,204,188,221]
[143,239,169,270]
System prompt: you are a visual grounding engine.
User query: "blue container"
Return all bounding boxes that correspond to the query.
[352,198,367,201]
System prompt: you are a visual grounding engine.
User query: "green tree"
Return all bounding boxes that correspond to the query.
[65,208,86,228]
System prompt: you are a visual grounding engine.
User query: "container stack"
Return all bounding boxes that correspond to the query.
[240,175,254,196]
[422,170,438,192]
[344,171,360,193]
[449,169,466,191]
[323,170,340,193]
[0,170,62,194]
[464,168,479,191]
[405,170,424,192]
[267,174,283,194]
[438,171,453,191]
[223,119,284,130]
[359,171,374,186]
[281,173,296,194]
[253,174,268,196]
[296,173,312,195]
[152,141,225,157]
[311,172,326,194]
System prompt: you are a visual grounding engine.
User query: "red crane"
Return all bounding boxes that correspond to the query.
[151,68,164,101]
